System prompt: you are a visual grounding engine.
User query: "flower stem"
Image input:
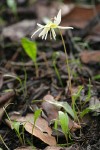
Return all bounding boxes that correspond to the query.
[59,29,72,98]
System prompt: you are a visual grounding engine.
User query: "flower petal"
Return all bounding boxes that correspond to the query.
[51,29,56,40]
[58,26,73,29]
[39,27,50,40]
[31,27,43,38]
[39,28,47,37]
[54,9,61,25]
[50,30,52,39]
[37,23,44,27]
[44,29,49,40]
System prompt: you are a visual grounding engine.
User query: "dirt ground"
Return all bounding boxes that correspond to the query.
[0,0,100,150]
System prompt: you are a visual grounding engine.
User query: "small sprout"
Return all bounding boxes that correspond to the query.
[58,111,69,144]
[31,10,73,40]
[21,38,39,77]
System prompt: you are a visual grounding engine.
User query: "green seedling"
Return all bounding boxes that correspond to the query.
[21,38,39,77]
[52,52,63,87]
[83,81,91,107]
[44,98,74,119]
[72,37,90,49]
[3,107,25,145]
[80,103,100,118]
[92,74,100,80]
[3,73,25,95]
[3,74,23,90]
[26,139,37,150]
[33,109,42,125]
[72,85,83,121]
[3,69,28,99]
[58,111,69,144]
[31,109,42,140]
[11,121,24,145]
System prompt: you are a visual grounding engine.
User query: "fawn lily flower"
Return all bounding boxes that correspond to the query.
[31,9,73,40]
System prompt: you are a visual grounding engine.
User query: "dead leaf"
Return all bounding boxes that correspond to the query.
[41,95,59,121]
[80,51,100,64]
[14,146,33,150]
[0,74,3,89]
[5,113,56,146]
[42,94,81,131]
[89,96,100,116]
[62,5,100,28]
[2,20,36,42]
[35,1,74,19]
[44,145,74,150]
[0,91,15,105]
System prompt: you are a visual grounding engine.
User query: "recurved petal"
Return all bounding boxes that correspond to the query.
[58,26,73,29]
[37,23,44,27]
[54,9,61,25]
[31,27,43,38]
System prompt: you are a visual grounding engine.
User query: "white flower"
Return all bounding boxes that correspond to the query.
[31,9,73,40]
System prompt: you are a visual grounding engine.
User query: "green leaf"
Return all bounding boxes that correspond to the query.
[3,74,23,88]
[80,108,90,118]
[72,86,83,103]
[44,98,75,119]
[59,111,69,134]
[34,109,42,125]
[93,74,100,80]
[80,103,100,118]
[12,121,21,134]
[21,38,37,63]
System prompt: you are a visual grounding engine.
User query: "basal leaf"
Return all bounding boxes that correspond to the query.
[21,38,37,63]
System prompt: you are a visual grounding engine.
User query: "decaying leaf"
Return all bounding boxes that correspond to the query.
[44,145,74,150]
[42,94,81,131]
[14,146,33,150]
[80,51,100,64]
[0,91,15,105]
[5,113,56,146]
[89,96,100,116]
[2,20,36,41]
[0,74,3,89]
[42,95,74,119]
[41,95,59,121]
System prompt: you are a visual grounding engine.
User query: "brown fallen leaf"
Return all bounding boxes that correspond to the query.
[5,113,56,146]
[0,74,3,89]
[14,146,33,150]
[42,95,81,131]
[80,51,100,64]
[62,5,100,28]
[35,1,74,19]
[41,95,59,121]
[44,145,74,150]
[0,91,15,105]
[2,20,36,42]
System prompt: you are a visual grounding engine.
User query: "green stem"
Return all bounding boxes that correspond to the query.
[34,61,39,78]
[59,29,72,98]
